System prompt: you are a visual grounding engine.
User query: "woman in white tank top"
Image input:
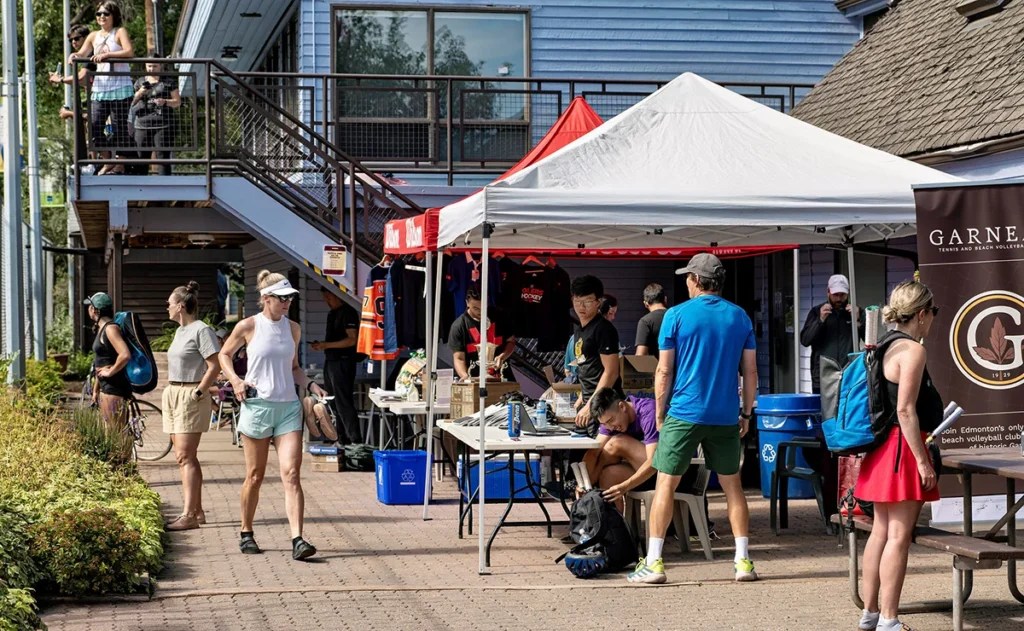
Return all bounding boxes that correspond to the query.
[73,2,134,174]
[219,270,327,560]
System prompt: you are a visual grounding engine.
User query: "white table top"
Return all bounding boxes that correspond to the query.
[438,421,600,452]
[369,391,450,416]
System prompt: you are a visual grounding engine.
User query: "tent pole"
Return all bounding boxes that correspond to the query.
[379,359,387,450]
[478,226,492,574]
[792,247,801,394]
[421,250,435,520]
[847,245,859,352]
[423,247,444,520]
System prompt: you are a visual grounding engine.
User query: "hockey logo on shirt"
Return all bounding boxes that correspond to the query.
[521,287,544,304]
[467,322,502,354]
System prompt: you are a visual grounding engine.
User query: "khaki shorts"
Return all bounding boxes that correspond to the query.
[162,384,209,434]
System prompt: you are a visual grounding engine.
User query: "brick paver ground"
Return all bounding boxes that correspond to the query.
[39,429,1024,630]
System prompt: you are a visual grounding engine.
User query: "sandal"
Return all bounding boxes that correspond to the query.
[292,537,317,561]
[240,534,262,555]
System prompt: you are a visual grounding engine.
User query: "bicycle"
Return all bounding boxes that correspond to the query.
[125,397,172,461]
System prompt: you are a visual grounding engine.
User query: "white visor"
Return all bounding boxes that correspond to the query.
[260,279,300,297]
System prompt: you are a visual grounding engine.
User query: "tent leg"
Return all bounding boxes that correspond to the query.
[478,227,492,574]
[379,360,387,450]
[792,247,801,394]
[847,245,859,351]
[422,251,435,520]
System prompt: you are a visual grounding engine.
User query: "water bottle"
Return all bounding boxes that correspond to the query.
[507,397,522,438]
[535,399,548,429]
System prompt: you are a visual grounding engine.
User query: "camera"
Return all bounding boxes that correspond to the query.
[141,81,152,90]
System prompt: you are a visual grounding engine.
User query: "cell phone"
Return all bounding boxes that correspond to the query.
[244,385,258,400]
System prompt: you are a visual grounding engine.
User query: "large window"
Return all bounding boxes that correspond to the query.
[332,5,530,164]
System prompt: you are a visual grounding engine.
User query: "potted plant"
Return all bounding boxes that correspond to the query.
[46,314,74,372]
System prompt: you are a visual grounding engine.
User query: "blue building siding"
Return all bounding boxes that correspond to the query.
[300,0,861,84]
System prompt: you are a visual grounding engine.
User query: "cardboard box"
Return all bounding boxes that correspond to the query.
[310,453,343,472]
[449,381,521,419]
[542,383,582,421]
[620,355,659,389]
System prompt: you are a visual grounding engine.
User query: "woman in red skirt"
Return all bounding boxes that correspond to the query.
[856,281,943,631]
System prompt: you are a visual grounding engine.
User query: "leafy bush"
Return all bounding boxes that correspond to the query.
[0,503,44,590]
[149,321,177,352]
[31,508,145,596]
[24,360,64,406]
[65,351,94,381]
[45,314,74,355]
[0,585,45,631]
[69,406,135,472]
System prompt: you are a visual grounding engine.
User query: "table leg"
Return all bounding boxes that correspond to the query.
[485,456,517,567]
[458,441,465,539]
[1007,477,1024,603]
[522,451,553,537]
[960,472,975,602]
[557,451,572,518]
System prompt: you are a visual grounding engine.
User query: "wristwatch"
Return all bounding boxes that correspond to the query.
[739,411,753,420]
[193,389,204,401]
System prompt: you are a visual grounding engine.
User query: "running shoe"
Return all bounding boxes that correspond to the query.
[734,557,759,582]
[626,558,666,584]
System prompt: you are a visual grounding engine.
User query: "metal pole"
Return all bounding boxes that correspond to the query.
[847,245,859,352]
[792,247,801,394]
[45,249,54,324]
[478,229,491,574]
[421,250,435,520]
[62,0,72,128]
[151,0,163,57]
[24,0,46,359]
[2,0,26,382]
[378,359,387,450]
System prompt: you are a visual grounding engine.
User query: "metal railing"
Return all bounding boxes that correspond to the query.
[70,58,424,264]
[233,72,814,185]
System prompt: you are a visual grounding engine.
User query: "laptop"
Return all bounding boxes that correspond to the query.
[518,405,570,437]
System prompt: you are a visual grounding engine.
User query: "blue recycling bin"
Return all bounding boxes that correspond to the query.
[756,394,821,499]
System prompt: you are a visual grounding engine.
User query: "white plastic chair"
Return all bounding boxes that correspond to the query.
[624,449,713,561]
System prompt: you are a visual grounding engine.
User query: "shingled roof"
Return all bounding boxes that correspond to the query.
[791,0,1024,159]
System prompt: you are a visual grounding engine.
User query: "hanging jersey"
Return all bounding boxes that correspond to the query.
[357,265,399,360]
[448,253,500,318]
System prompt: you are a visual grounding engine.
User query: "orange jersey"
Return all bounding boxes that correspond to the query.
[357,267,398,361]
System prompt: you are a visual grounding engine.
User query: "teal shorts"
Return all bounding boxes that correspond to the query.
[238,398,302,439]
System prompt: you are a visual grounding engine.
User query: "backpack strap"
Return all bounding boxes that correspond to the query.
[867,330,916,439]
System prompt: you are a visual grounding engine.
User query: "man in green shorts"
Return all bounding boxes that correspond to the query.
[627,253,759,584]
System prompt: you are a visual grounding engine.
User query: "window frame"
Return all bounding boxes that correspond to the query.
[329,3,532,78]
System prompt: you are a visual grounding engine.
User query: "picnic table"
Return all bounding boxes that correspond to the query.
[439,420,600,567]
[941,448,1024,603]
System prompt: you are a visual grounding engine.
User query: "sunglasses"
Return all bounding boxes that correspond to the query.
[930,306,940,317]
[95,10,111,17]
[69,36,84,43]
[270,295,294,304]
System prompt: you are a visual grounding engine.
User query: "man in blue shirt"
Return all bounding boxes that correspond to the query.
[627,253,758,585]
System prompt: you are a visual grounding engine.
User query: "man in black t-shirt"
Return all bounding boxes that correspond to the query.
[449,286,516,382]
[635,283,668,356]
[312,288,361,444]
[571,275,623,429]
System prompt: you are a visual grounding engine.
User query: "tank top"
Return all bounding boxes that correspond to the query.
[880,331,944,434]
[90,30,132,96]
[245,314,297,402]
[92,321,133,397]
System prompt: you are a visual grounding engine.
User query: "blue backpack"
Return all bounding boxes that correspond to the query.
[113,311,158,394]
[821,331,911,455]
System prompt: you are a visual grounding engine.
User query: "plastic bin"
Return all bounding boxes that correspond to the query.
[374,450,428,505]
[458,454,543,500]
[756,394,821,500]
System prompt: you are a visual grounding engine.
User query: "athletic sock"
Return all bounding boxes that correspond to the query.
[734,536,749,562]
[876,616,902,631]
[645,537,664,566]
[858,609,880,630]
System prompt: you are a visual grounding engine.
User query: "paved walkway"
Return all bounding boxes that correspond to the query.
[40,429,1024,630]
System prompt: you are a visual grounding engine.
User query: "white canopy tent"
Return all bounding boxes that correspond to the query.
[435,72,962,574]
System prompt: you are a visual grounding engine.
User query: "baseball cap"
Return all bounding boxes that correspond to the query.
[828,274,850,295]
[259,278,300,297]
[82,292,113,310]
[675,253,725,279]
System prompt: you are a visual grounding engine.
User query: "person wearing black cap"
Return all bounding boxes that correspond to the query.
[84,292,132,428]
[628,253,758,585]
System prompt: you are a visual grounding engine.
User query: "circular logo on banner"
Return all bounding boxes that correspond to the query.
[950,290,1024,390]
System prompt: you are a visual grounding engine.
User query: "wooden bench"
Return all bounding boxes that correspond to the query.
[832,514,1024,631]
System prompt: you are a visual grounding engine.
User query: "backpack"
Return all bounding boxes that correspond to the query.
[821,331,913,456]
[555,489,637,578]
[343,444,376,472]
[113,311,158,394]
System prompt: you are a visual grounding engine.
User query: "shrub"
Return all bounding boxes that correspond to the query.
[69,406,135,472]
[24,360,64,406]
[0,585,45,631]
[45,314,74,355]
[149,321,176,352]
[0,502,44,590]
[65,351,94,381]
[31,508,145,596]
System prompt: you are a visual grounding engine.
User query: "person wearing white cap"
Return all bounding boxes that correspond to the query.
[800,274,864,394]
[218,270,327,561]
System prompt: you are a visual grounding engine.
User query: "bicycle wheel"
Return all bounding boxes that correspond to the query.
[131,399,172,461]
